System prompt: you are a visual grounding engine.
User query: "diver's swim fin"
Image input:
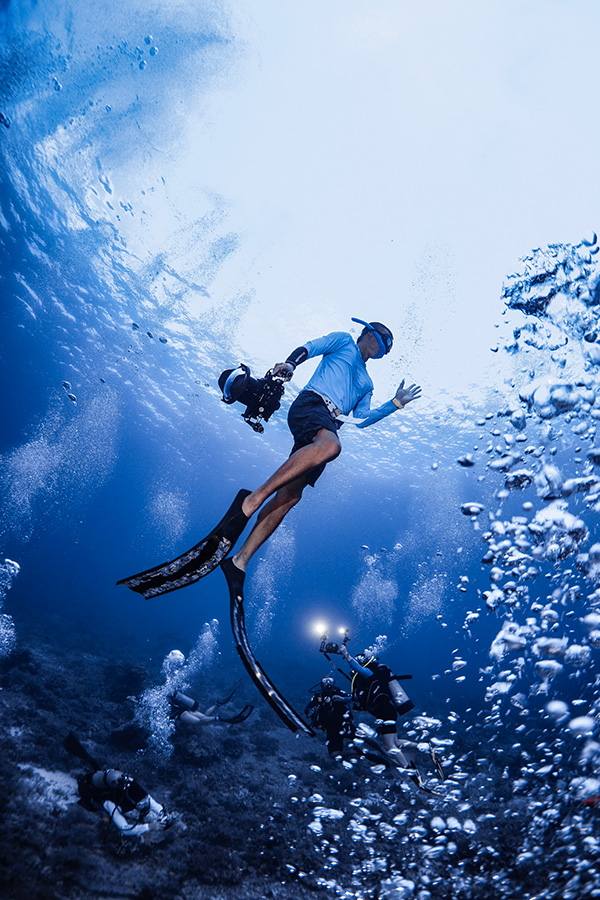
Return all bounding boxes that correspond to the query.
[222,558,315,737]
[117,490,251,599]
[407,762,439,795]
[429,743,446,780]
[351,735,393,769]
[218,704,254,725]
[63,732,101,771]
[214,679,242,708]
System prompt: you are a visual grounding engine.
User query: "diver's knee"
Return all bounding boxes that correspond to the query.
[327,443,341,462]
[316,431,341,462]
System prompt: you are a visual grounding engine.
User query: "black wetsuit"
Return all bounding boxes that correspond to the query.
[352,661,414,734]
[305,686,354,755]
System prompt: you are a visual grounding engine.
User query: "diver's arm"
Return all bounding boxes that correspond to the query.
[273,347,308,378]
[285,346,309,369]
[145,795,167,819]
[305,696,319,717]
[349,379,422,428]
[350,395,397,428]
[340,644,373,678]
[103,800,151,836]
[274,332,350,377]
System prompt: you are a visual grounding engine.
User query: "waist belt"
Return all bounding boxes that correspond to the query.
[307,389,341,419]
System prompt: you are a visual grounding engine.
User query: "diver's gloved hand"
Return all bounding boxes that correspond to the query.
[152,811,173,831]
[394,379,422,409]
[272,362,294,379]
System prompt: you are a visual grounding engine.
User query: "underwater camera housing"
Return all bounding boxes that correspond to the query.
[319,630,350,656]
[218,364,290,433]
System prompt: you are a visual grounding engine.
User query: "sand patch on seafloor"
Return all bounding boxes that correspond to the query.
[18,764,79,811]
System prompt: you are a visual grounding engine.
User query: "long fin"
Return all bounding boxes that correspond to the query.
[116,490,251,599]
[63,732,101,771]
[218,704,254,725]
[214,679,242,708]
[222,558,315,736]
[406,762,440,795]
[429,743,446,780]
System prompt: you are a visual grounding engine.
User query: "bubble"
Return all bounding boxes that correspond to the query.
[404,572,447,631]
[0,613,16,656]
[534,659,564,680]
[568,716,596,736]
[0,559,19,657]
[147,489,189,548]
[461,502,484,516]
[546,700,569,720]
[363,634,388,657]
[248,526,295,643]
[161,649,185,677]
[0,394,118,545]
[351,558,398,627]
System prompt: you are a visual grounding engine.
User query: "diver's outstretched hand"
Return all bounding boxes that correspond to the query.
[394,379,422,408]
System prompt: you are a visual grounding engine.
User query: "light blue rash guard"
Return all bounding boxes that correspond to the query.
[302,331,397,428]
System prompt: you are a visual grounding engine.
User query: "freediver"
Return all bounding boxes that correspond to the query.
[220,319,422,599]
[64,733,172,838]
[339,642,415,770]
[169,687,253,727]
[118,318,421,603]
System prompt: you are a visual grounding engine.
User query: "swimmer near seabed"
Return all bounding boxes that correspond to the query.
[63,733,172,837]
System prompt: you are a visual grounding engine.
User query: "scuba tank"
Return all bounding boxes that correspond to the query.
[387,678,415,716]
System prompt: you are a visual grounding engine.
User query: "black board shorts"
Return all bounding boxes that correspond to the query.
[287,391,342,487]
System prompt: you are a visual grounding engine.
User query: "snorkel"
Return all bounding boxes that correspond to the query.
[351,318,393,359]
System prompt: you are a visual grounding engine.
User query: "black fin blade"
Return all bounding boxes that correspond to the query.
[226,566,314,736]
[117,490,251,599]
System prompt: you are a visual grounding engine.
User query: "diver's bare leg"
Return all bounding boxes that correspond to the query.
[382,731,409,767]
[240,428,340,518]
[232,477,307,572]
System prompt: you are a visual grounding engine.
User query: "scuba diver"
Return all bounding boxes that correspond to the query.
[305,675,355,758]
[340,642,415,769]
[305,676,399,769]
[118,318,421,602]
[169,685,254,727]
[64,733,171,838]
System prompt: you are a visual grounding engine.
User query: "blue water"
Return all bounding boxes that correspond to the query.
[4,3,600,898]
